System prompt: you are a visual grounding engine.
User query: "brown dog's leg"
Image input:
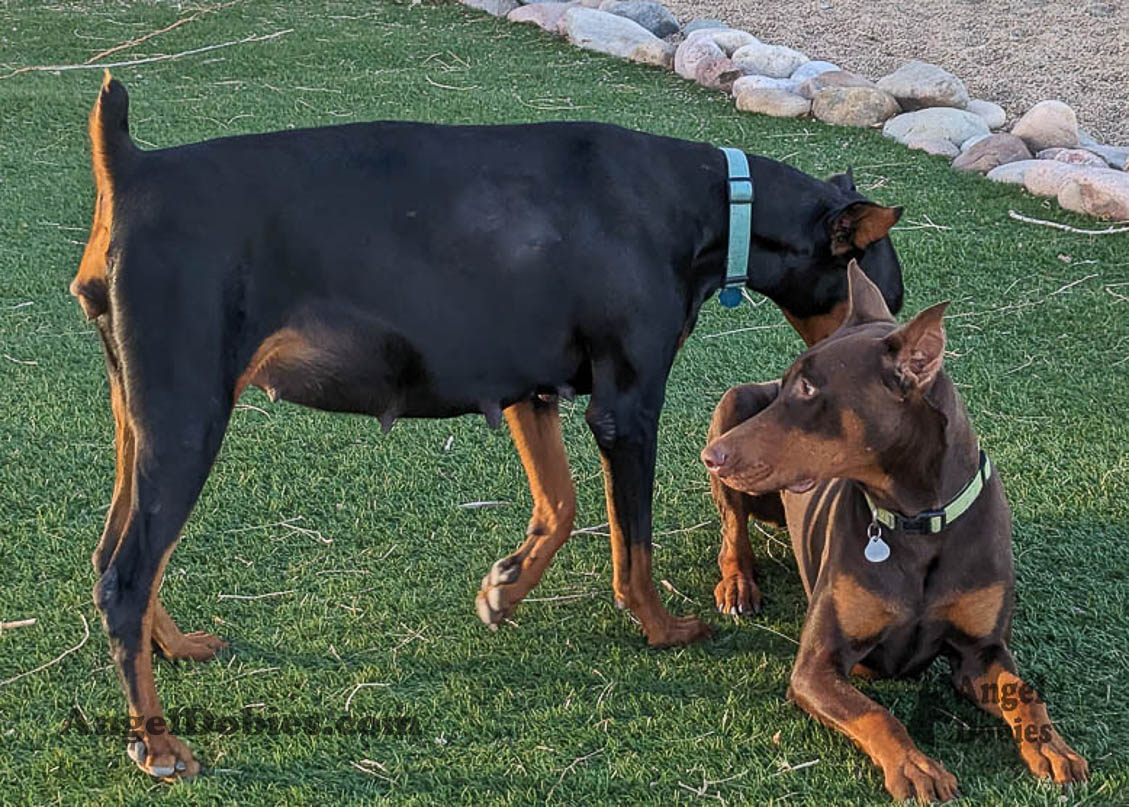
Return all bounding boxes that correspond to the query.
[706,382,783,614]
[951,647,1088,784]
[476,399,576,628]
[789,604,958,802]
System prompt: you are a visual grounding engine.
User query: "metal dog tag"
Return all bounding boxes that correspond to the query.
[865,522,890,563]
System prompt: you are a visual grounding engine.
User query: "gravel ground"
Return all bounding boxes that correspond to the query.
[662,0,1128,144]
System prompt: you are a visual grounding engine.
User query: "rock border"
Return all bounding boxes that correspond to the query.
[460,0,1129,222]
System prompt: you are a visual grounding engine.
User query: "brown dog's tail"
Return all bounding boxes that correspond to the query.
[71,71,137,319]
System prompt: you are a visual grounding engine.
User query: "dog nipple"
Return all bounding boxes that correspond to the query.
[379,411,397,434]
[482,402,503,430]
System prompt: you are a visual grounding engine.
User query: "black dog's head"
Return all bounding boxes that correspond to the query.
[745,164,904,346]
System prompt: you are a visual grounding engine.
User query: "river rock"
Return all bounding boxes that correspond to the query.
[984,160,1084,197]
[906,137,959,158]
[563,8,675,66]
[735,87,811,117]
[508,2,573,31]
[1078,143,1129,170]
[952,133,1032,172]
[460,0,521,16]
[790,60,840,82]
[966,99,1006,129]
[732,42,809,78]
[876,60,969,110]
[1037,147,1109,168]
[683,18,727,34]
[1057,169,1129,220]
[686,27,759,54]
[695,57,742,91]
[812,86,900,127]
[883,107,989,148]
[676,35,725,79]
[598,0,679,38]
[732,74,801,95]
[798,69,876,100]
[1011,101,1080,151]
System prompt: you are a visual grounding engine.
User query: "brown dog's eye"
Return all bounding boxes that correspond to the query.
[796,376,818,399]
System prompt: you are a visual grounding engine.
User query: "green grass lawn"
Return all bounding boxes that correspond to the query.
[1,1,1127,804]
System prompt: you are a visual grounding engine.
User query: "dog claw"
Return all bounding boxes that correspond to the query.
[126,734,199,781]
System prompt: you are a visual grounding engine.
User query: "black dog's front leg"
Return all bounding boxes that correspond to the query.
[586,362,710,647]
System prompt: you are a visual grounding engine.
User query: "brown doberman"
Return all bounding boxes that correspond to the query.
[701,262,1089,802]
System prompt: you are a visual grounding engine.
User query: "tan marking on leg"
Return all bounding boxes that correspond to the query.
[92,377,134,572]
[122,542,201,780]
[963,664,1089,784]
[935,582,1006,638]
[625,543,711,647]
[150,602,227,662]
[476,401,576,625]
[600,454,630,608]
[840,711,958,803]
[832,575,903,640]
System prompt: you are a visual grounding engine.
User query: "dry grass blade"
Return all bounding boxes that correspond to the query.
[0,614,89,689]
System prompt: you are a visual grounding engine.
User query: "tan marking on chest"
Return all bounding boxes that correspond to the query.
[934,582,1005,638]
[832,574,904,640]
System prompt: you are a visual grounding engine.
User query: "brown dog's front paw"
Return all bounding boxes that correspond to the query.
[1019,730,1089,784]
[882,749,958,803]
[714,571,761,615]
[127,733,200,781]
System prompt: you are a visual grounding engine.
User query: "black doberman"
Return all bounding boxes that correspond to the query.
[702,263,1088,802]
[72,73,904,779]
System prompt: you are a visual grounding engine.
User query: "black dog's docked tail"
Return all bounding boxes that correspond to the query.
[71,71,136,319]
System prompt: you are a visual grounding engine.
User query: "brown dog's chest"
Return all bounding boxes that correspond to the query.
[787,481,1013,678]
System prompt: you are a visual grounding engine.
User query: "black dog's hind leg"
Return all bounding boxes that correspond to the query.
[587,353,710,647]
[93,266,235,779]
[476,398,577,627]
[706,381,784,615]
[92,330,227,665]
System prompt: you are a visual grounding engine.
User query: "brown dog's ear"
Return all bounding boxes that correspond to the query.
[829,202,903,255]
[884,301,950,390]
[843,259,895,326]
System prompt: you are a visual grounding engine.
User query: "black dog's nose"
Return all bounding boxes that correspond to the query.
[701,444,728,473]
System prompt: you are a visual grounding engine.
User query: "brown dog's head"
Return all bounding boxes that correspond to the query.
[702,261,949,495]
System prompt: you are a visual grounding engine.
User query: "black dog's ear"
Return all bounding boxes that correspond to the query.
[828,202,903,255]
[828,168,855,193]
[844,259,895,326]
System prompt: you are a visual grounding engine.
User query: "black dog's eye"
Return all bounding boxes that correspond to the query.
[795,376,818,399]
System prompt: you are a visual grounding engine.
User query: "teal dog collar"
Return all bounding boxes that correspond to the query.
[718,147,753,308]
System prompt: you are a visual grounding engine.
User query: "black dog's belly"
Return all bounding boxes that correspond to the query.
[257,301,587,421]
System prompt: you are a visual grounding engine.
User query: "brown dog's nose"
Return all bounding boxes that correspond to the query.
[701,444,728,474]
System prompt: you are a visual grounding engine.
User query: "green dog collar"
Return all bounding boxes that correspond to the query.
[719,147,753,308]
[863,450,993,535]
